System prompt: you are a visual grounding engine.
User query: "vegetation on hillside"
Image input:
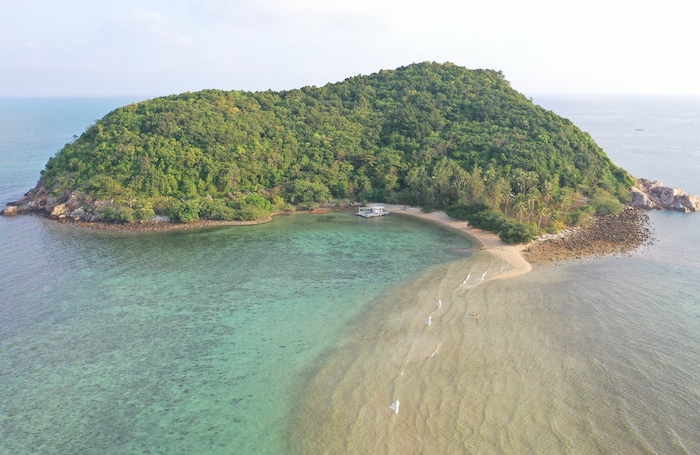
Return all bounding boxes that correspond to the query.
[38,62,633,242]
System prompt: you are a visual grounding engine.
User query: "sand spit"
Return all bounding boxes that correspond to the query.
[383,204,653,268]
[292,206,656,454]
[383,205,532,280]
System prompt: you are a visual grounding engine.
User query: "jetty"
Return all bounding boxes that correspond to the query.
[356,205,390,218]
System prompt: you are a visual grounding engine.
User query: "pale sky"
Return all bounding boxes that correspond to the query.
[1,0,699,98]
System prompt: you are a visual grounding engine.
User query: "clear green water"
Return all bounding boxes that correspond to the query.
[0,212,475,454]
[2,97,700,455]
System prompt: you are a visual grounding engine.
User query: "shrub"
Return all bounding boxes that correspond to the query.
[235,205,271,221]
[467,211,509,232]
[134,207,156,221]
[446,204,489,221]
[199,198,237,220]
[97,204,136,223]
[568,205,595,226]
[591,195,623,216]
[151,197,176,216]
[446,207,536,244]
[297,201,318,211]
[499,221,538,244]
[270,195,285,207]
[85,176,130,199]
[243,193,272,211]
[171,200,201,223]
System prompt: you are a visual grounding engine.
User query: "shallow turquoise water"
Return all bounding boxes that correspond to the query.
[0,212,474,454]
[2,97,700,454]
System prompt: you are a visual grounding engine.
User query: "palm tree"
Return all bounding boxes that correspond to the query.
[536,204,551,230]
[512,193,528,222]
[489,177,511,215]
[526,187,541,224]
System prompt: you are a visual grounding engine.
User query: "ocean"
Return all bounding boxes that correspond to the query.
[1,96,699,454]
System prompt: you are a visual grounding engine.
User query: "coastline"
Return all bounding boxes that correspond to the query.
[7,200,652,265]
[522,206,653,265]
[62,216,273,232]
[383,204,532,280]
[60,207,335,232]
[382,204,653,270]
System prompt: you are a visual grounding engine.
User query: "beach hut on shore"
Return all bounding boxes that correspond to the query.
[356,205,390,218]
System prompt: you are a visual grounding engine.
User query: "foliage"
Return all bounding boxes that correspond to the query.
[446,204,490,220]
[39,62,635,230]
[172,200,201,223]
[568,205,595,226]
[96,204,136,223]
[447,205,538,244]
[590,192,624,216]
[499,221,538,244]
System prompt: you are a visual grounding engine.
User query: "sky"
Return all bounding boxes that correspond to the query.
[1,0,699,98]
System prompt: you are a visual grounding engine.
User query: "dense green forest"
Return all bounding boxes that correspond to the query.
[39,62,633,242]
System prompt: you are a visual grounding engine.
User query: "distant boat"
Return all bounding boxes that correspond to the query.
[636,128,645,131]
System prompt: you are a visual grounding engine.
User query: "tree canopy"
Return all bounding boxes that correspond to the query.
[39,62,634,238]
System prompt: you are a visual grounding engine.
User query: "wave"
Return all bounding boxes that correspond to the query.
[388,399,400,414]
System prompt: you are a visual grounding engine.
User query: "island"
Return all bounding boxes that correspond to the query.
[3,62,698,255]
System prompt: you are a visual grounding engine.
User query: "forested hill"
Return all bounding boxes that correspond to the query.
[23,62,633,237]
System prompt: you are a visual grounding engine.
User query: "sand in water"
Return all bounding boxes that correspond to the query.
[290,208,637,454]
[291,251,532,454]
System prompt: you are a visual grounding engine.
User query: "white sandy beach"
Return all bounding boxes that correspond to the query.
[383,204,532,280]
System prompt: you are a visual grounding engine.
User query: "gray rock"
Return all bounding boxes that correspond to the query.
[632,179,700,212]
[69,207,87,220]
[630,187,655,209]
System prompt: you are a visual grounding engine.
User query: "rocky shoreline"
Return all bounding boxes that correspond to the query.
[0,178,691,252]
[9,202,657,262]
[57,205,354,232]
[1,203,351,232]
[71,217,274,232]
[522,207,654,265]
[0,177,357,231]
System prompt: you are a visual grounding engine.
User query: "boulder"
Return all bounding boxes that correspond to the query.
[64,192,81,211]
[50,203,68,219]
[649,185,682,207]
[69,207,87,220]
[675,193,700,212]
[631,179,700,212]
[2,206,19,216]
[630,187,656,209]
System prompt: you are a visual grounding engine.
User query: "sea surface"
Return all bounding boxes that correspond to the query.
[1,96,699,454]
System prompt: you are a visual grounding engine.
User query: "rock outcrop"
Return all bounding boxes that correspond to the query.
[4,178,53,215]
[631,179,700,212]
[2,178,100,221]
